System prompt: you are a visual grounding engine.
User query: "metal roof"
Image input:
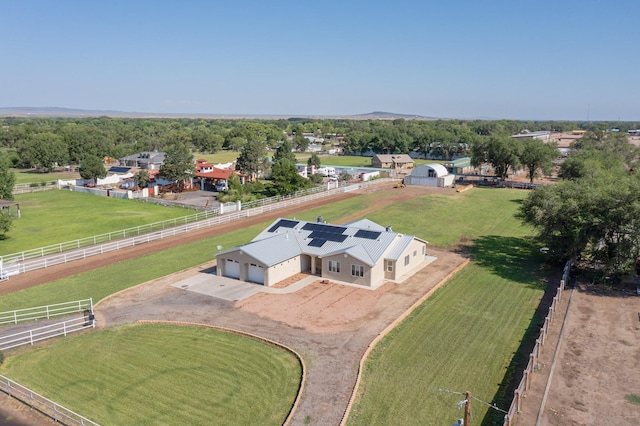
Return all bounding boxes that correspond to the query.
[232,217,414,266]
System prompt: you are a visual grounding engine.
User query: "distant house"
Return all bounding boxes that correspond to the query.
[371,154,414,170]
[194,159,242,191]
[443,157,473,175]
[511,131,550,141]
[119,151,166,170]
[216,217,430,288]
[404,163,454,187]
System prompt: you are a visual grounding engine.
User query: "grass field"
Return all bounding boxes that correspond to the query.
[0,190,194,255]
[0,323,301,425]
[192,150,240,164]
[11,169,80,185]
[0,187,545,425]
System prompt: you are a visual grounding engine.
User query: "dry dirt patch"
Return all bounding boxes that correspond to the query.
[237,281,397,334]
[542,289,640,426]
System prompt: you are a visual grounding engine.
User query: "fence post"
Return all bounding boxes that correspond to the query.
[47,305,50,319]
[29,330,33,345]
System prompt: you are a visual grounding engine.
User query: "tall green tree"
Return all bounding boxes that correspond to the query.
[161,141,195,184]
[471,135,521,180]
[236,140,268,180]
[134,169,150,188]
[0,211,12,239]
[79,155,108,183]
[307,153,321,168]
[19,132,69,171]
[273,140,297,163]
[0,157,16,200]
[519,139,558,182]
[269,159,311,196]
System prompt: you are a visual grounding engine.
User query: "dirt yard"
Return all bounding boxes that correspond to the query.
[513,284,640,426]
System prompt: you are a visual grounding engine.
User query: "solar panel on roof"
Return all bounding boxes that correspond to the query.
[308,239,326,247]
[108,166,132,173]
[302,222,346,234]
[268,219,299,233]
[354,229,381,240]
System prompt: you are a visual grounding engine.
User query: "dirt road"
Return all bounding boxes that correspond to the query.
[1,184,466,425]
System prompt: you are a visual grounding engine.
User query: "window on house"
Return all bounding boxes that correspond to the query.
[413,250,417,257]
[386,260,393,272]
[329,260,340,273]
[351,264,364,277]
[404,255,410,266]
[422,245,426,255]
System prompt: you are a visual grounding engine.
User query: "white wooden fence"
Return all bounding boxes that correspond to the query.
[0,299,93,326]
[0,180,390,279]
[0,374,100,425]
[0,315,95,351]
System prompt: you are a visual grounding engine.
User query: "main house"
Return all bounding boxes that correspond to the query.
[216,217,429,288]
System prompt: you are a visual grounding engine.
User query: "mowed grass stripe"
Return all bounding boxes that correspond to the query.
[0,323,301,426]
[348,261,543,425]
[3,190,194,255]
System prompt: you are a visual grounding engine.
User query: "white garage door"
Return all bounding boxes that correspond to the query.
[248,263,264,284]
[225,259,240,279]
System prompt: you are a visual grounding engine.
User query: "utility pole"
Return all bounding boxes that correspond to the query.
[463,391,471,426]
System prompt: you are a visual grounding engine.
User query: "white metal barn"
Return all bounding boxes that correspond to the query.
[404,163,455,187]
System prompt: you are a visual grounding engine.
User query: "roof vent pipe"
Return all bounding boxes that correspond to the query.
[317,216,323,223]
[386,226,393,232]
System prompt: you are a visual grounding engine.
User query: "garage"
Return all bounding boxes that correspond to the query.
[225,259,240,279]
[247,263,264,284]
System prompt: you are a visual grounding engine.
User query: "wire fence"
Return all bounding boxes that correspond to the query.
[0,374,100,425]
[503,259,573,426]
[0,179,391,279]
[0,299,93,326]
[12,181,58,195]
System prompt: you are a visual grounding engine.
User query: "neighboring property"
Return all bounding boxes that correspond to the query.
[119,151,166,169]
[216,217,430,288]
[511,130,551,141]
[404,163,455,187]
[371,154,414,170]
[194,159,241,191]
[443,157,473,175]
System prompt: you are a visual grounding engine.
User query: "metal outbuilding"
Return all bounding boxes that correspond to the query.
[404,163,455,187]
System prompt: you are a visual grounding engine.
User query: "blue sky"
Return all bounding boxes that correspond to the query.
[1,0,638,120]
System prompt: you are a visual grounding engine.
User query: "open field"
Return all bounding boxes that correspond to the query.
[0,323,301,425]
[11,169,80,185]
[348,256,545,425]
[0,185,547,425]
[192,150,240,164]
[1,190,193,255]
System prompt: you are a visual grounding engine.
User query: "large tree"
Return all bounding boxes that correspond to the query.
[471,135,521,180]
[518,133,640,279]
[161,141,195,185]
[519,138,558,182]
[0,157,16,200]
[307,153,321,168]
[19,132,69,171]
[269,159,311,196]
[79,155,108,183]
[273,140,297,163]
[236,139,268,180]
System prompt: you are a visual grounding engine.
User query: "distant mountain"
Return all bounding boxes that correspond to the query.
[351,111,437,120]
[0,107,440,120]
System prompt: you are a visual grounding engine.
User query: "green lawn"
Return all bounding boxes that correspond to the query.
[11,168,80,185]
[1,190,194,255]
[192,150,240,164]
[0,323,301,426]
[0,187,544,425]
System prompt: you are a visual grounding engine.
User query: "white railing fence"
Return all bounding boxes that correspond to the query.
[0,374,100,426]
[503,259,573,426]
[0,315,95,351]
[0,299,93,326]
[1,179,391,279]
